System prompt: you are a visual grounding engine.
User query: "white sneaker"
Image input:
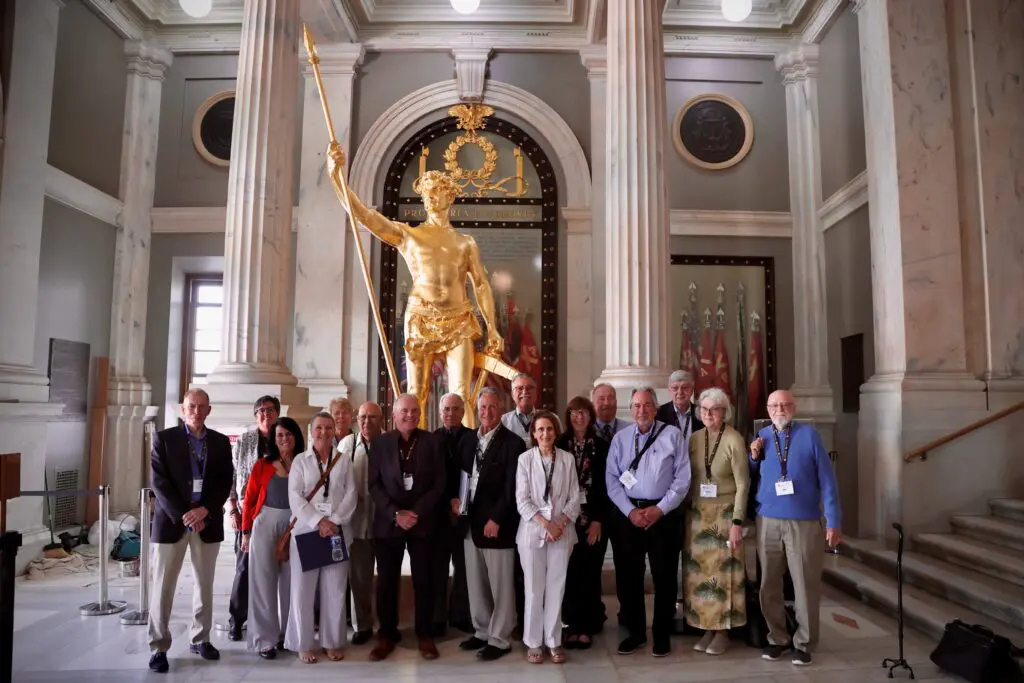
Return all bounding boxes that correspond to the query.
[693,631,714,652]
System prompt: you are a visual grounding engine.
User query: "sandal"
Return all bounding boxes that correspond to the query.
[298,650,318,664]
[527,647,544,664]
[324,648,345,661]
[550,647,566,664]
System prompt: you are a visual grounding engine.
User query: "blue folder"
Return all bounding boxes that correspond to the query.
[294,529,348,572]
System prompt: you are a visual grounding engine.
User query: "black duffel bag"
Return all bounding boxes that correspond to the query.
[930,619,1024,683]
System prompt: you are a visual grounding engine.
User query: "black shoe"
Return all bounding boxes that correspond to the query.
[258,648,277,660]
[792,649,812,666]
[477,644,512,661]
[762,643,792,661]
[351,630,373,645]
[190,642,220,660]
[617,635,647,655]
[227,626,243,642]
[148,652,169,673]
[277,639,286,651]
[451,618,474,634]
[652,637,670,657]
[459,636,487,651]
[433,621,448,637]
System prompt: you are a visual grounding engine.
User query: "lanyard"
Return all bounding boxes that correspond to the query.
[678,409,692,441]
[629,422,667,472]
[399,433,418,464]
[704,427,724,480]
[772,425,792,479]
[541,453,555,503]
[187,435,208,502]
[315,450,331,498]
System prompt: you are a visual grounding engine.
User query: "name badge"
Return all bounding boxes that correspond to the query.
[315,501,332,515]
[699,483,718,498]
[403,474,414,491]
[192,478,203,495]
[775,479,795,496]
[619,470,638,490]
[579,490,588,505]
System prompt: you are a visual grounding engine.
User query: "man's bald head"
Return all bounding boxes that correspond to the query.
[357,401,384,441]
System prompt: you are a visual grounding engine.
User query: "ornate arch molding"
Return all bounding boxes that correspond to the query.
[350,79,591,210]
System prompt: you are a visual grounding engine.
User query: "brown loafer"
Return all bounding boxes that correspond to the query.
[369,637,395,662]
[418,637,439,660]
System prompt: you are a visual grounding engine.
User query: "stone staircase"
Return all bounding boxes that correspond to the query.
[825,498,1024,644]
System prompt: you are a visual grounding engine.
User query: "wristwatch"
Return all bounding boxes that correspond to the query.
[242,529,251,536]
[732,519,743,526]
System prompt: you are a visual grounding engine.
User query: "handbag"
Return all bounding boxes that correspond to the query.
[930,619,1024,683]
[274,452,342,563]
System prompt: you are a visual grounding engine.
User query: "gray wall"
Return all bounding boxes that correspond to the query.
[665,57,789,212]
[818,10,866,199]
[669,235,795,391]
[824,204,873,535]
[35,200,116,492]
[48,0,126,198]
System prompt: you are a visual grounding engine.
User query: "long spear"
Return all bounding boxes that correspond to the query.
[302,25,400,399]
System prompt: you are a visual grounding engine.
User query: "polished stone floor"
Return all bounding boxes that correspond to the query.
[10,542,951,682]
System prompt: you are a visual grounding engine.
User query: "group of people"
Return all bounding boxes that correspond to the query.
[145,370,842,675]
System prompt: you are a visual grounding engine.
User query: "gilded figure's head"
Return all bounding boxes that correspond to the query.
[413,170,460,213]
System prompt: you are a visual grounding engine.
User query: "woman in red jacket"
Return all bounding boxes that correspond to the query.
[242,416,304,658]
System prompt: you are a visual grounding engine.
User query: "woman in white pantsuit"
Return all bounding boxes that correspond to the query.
[285,412,357,664]
[241,416,305,658]
[516,410,581,664]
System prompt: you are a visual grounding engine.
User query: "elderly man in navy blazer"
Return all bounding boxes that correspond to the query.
[147,388,234,674]
[368,393,447,662]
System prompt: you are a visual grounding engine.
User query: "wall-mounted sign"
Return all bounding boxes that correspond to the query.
[672,93,754,171]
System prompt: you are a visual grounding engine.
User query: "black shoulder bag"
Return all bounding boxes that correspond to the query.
[930,619,1024,683]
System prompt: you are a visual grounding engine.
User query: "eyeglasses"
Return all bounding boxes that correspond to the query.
[569,409,589,417]
[767,402,795,410]
[699,406,723,414]
[255,407,278,416]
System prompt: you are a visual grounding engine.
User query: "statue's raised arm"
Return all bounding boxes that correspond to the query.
[326,144,407,248]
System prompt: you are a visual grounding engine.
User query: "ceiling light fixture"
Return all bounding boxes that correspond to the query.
[179,0,213,19]
[450,0,481,15]
[721,0,752,22]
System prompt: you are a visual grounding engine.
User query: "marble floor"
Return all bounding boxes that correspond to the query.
[10,543,952,682]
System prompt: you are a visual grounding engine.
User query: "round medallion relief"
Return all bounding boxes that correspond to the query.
[672,94,754,170]
[192,91,234,167]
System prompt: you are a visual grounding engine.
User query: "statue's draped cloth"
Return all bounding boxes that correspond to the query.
[404,299,483,366]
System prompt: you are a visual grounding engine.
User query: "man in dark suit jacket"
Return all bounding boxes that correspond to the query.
[656,369,704,441]
[452,387,526,661]
[147,388,233,674]
[368,393,447,661]
[432,393,474,636]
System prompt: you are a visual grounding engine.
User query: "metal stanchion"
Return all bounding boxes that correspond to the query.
[79,485,127,616]
[119,488,150,625]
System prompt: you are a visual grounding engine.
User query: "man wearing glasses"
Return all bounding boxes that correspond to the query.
[750,390,841,668]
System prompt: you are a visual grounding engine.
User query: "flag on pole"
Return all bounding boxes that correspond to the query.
[679,311,696,373]
[711,306,732,400]
[748,311,766,421]
[696,308,714,394]
[735,285,749,436]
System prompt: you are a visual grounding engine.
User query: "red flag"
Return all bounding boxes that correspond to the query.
[748,314,766,420]
[680,328,696,376]
[712,326,732,399]
[696,321,714,394]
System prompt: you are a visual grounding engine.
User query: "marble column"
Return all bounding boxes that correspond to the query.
[0,0,67,570]
[204,0,315,433]
[293,43,363,409]
[104,40,169,513]
[580,46,607,395]
[775,45,834,428]
[596,0,672,401]
[854,0,985,540]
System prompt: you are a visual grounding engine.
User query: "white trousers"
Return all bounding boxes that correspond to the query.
[247,507,292,652]
[518,538,572,649]
[147,532,220,652]
[284,534,349,652]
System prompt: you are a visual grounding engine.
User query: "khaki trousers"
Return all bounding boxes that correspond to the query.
[148,532,221,652]
[756,516,824,653]
[464,539,517,649]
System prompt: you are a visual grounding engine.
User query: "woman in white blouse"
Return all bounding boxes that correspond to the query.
[516,410,581,664]
[285,411,357,664]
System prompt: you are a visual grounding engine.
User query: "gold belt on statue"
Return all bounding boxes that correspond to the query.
[404,300,483,365]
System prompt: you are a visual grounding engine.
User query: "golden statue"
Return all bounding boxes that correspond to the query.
[302,26,517,428]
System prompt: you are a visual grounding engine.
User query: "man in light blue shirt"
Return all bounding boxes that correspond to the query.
[605,387,690,658]
[750,390,842,668]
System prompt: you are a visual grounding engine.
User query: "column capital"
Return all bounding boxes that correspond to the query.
[774,43,819,84]
[579,45,607,79]
[450,46,492,102]
[304,42,365,77]
[125,40,173,80]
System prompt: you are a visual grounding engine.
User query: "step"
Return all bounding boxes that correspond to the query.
[840,537,1024,631]
[991,499,1024,523]
[823,553,1024,645]
[915,533,1024,589]
[951,514,1024,553]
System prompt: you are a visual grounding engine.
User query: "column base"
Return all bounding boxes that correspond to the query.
[985,377,1024,409]
[202,382,318,438]
[297,378,350,412]
[0,363,50,403]
[105,404,159,515]
[205,362,299,387]
[595,366,672,410]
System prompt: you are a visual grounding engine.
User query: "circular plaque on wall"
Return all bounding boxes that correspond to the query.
[192,91,235,167]
[672,94,754,170]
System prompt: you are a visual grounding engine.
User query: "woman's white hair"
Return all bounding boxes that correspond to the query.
[697,387,734,424]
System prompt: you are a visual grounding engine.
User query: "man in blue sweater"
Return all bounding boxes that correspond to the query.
[750,390,841,667]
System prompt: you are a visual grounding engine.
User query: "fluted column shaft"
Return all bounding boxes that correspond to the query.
[599,0,671,392]
[208,0,300,385]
